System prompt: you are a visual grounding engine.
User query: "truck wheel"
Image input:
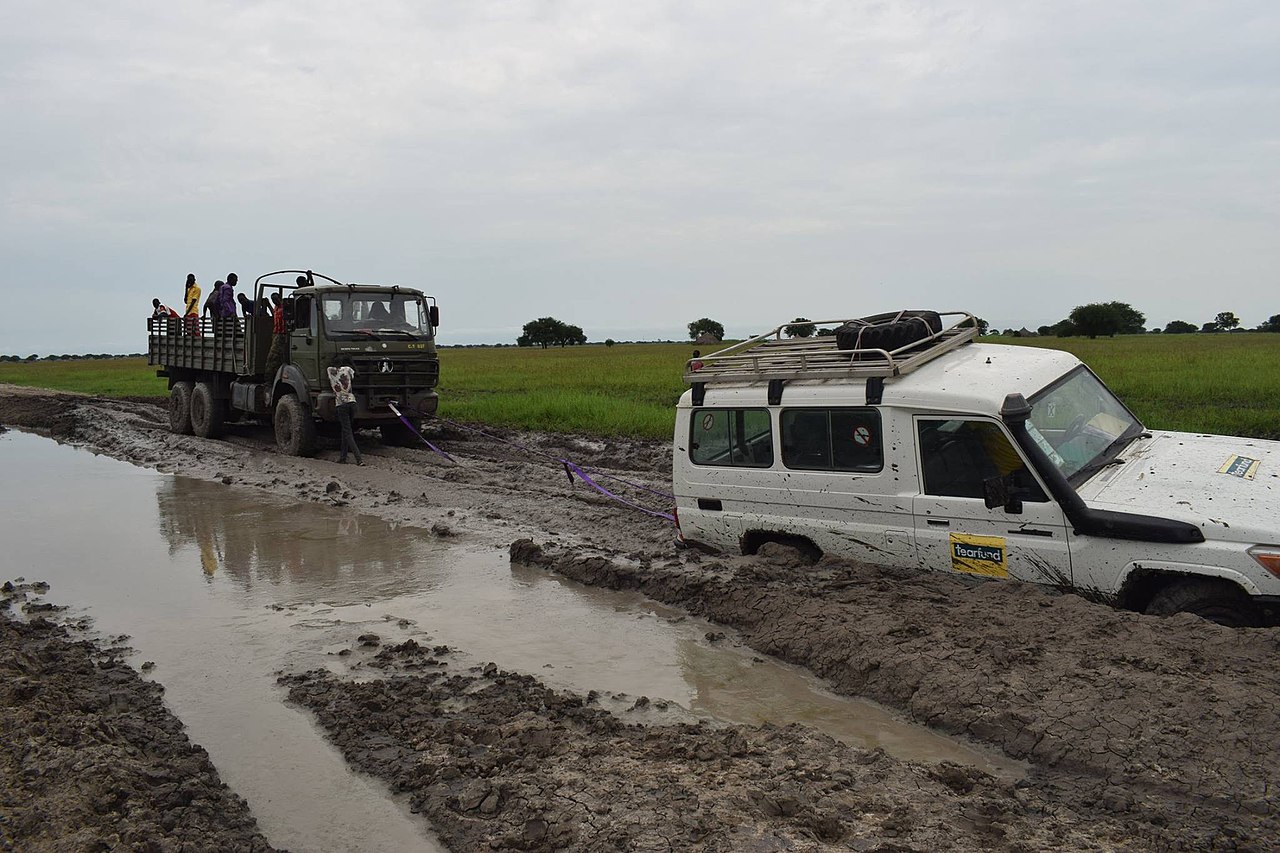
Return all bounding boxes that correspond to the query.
[190,381,226,439]
[380,419,420,447]
[274,394,318,457]
[169,382,194,435]
[1145,578,1260,627]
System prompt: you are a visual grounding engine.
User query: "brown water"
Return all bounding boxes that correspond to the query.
[0,430,1021,851]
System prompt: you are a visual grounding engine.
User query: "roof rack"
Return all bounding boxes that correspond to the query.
[684,311,979,389]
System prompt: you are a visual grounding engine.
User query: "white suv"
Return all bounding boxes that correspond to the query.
[673,312,1280,626]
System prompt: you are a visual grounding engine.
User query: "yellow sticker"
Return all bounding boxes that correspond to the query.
[1218,455,1259,480]
[950,533,1008,578]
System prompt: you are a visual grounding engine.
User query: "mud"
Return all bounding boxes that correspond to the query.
[284,638,1152,852]
[0,581,277,852]
[512,540,1280,849]
[5,384,1280,851]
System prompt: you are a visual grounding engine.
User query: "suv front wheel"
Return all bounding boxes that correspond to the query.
[1145,578,1260,628]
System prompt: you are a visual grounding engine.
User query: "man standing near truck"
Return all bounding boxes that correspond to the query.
[264,291,287,379]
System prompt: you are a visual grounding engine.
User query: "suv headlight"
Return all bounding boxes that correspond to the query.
[1247,546,1280,579]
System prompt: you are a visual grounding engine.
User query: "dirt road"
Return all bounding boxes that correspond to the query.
[4,384,1279,850]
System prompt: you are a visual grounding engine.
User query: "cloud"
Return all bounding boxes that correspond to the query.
[1,0,1278,355]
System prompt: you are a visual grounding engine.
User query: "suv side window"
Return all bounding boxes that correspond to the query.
[781,408,883,472]
[690,409,774,468]
[917,419,1046,501]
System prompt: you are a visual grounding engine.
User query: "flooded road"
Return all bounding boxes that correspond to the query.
[1,430,1017,850]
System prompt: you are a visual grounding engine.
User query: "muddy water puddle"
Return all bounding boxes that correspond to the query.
[1,431,1020,849]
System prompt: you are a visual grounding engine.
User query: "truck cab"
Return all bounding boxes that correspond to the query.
[672,312,1280,626]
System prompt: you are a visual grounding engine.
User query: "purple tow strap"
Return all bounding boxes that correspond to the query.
[561,461,676,522]
[387,403,456,463]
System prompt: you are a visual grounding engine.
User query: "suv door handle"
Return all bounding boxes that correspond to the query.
[926,519,950,527]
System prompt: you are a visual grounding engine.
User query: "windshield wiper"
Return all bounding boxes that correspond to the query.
[1073,431,1143,483]
[371,328,421,338]
[352,329,382,340]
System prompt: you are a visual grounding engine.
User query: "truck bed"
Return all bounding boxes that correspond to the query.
[147,317,269,376]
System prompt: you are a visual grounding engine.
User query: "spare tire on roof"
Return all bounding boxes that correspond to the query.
[835,310,942,353]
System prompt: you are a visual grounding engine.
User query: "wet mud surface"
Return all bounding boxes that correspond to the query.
[0,581,276,852]
[285,639,1134,852]
[4,385,1280,850]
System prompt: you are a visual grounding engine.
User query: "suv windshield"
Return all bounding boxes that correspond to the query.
[321,292,431,340]
[1027,366,1143,484]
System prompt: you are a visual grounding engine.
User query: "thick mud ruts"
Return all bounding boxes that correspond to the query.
[511,539,1280,850]
[285,638,1160,852]
[0,582,276,852]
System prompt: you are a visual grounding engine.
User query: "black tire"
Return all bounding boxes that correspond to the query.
[380,419,420,447]
[169,382,194,435]
[190,381,226,439]
[1145,578,1260,627]
[274,394,317,457]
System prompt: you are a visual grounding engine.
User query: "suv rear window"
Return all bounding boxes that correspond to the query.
[781,408,883,472]
[690,409,774,467]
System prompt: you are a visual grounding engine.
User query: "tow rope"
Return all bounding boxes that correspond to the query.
[383,406,675,523]
[387,402,456,463]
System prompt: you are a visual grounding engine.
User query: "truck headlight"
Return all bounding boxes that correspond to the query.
[1248,546,1280,579]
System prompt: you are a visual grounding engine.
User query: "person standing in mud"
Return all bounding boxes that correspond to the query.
[263,292,287,379]
[327,355,363,465]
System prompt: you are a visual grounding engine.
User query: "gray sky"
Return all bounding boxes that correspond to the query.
[2,0,1277,354]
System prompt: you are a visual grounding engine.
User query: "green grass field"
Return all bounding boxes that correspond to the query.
[3,333,1278,440]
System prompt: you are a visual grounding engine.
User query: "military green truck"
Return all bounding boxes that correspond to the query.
[148,270,441,456]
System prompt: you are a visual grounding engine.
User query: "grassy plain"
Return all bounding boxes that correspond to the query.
[2,334,1278,440]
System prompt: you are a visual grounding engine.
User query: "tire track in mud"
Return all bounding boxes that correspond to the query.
[511,540,1280,849]
[282,638,1165,852]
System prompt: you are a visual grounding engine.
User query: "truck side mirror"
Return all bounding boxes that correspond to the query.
[983,474,1022,514]
[429,305,440,328]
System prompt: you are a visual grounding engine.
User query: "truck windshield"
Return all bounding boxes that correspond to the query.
[321,293,431,340]
[1027,366,1143,484]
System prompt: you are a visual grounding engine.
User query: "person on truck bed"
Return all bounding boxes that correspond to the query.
[151,298,178,320]
[203,281,223,318]
[183,274,201,334]
[327,355,363,466]
[236,292,256,318]
[264,292,287,378]
[216,277,237,320]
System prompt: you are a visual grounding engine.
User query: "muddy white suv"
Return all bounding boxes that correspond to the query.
[673,312,1280,626]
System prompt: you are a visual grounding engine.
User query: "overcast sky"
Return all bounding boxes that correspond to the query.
[2,0,1277,354]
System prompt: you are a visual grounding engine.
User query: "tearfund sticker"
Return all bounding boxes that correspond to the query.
[950,533,1008,578]
[1218,455,1260,480]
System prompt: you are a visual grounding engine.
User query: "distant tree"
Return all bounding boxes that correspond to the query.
[1048,319,1078,337]
[26,354,38,361]
[783,317,816,338]
[1148,327,1161,333]
[605,338,616,347]
[816,327,835,336]
[960,316,990,335]
[520,317,574,348]
[1214,311,1240,331]
[1108,302,1147,334]
[687,318,725,341]
[1201,322,1220,333]
[516,334,531,347]
[1037,325,1053,337]
[1259,314,1280,333]
[1164,320,1198,334]
[558,324,587,347]
[1068,304,1117,338]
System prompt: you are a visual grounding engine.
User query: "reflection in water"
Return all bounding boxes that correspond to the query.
[154,477,439,598]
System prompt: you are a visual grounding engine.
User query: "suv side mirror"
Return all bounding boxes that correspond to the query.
[428,305,440,328]
[983,474,1023,514]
